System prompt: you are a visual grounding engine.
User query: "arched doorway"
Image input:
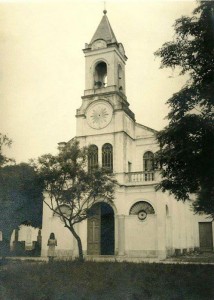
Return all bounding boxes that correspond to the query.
[87,202,114,255]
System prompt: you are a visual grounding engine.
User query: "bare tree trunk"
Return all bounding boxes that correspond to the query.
[69,225,84,262]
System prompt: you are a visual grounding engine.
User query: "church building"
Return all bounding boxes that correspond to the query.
[41,11,214,260]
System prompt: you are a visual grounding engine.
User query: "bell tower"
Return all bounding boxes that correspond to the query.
[84,9,127,94]
[76,10,135,137]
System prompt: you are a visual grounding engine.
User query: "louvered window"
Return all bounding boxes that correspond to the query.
[143,151,154,171]
[102,143,113,173]
[88,145,98,173]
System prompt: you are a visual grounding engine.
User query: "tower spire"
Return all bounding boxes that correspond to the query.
[89,8,117,45]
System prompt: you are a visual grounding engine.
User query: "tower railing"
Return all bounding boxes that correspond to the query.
[84,85,121,96]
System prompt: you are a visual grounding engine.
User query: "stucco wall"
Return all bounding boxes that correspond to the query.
[125,215,157,257]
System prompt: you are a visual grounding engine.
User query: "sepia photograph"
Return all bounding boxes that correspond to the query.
[0,0,213,299]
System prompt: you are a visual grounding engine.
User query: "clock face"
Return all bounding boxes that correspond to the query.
[92,39,107,50]
[86,101,113,129]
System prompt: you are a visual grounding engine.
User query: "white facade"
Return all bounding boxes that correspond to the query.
[10,225,40,251]
[41,11,214,260]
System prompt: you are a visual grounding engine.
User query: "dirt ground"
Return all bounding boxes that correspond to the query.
[1,251,214,265]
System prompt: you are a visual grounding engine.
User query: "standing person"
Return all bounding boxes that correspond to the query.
[47,232,57,262]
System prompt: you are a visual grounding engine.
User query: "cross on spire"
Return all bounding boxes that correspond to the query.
[103,1,107,14]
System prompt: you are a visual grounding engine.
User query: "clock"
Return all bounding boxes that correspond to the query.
[86,101,113,129]
[92,39,107,50]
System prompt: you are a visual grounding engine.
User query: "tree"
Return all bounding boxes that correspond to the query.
[154,1,214,217]
[0,134,43,257]
[34,140,116,261]
[0,163,43,256]
[0,133,13,167]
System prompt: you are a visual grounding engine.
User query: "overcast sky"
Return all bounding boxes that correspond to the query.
[0,0,196,163]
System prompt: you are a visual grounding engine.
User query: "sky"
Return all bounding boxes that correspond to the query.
[0,0,196,163]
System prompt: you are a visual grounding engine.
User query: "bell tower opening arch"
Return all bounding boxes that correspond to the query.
[94,61,108,89]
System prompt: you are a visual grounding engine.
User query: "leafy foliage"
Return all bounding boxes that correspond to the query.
[155,1,214,216]
[34,140,117,260]
[0,163,43,254]
[0,133,14,167]
[0,134,42,255]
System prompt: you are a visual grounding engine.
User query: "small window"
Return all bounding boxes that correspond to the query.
[102,143,113,173]
[88,145,98,173]
[118,64,123,90]
[166,205,169,217]
[128,162,132,173]
[143,151,154,171]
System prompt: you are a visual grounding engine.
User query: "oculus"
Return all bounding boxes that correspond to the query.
[138,210,147,221]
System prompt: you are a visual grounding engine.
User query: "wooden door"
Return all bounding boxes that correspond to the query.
[87,206,101,255]
[199,222,213,251]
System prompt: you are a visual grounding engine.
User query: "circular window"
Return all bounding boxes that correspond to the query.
[138,210,147,221]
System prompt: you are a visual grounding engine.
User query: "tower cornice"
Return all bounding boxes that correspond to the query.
[83,45,127,63]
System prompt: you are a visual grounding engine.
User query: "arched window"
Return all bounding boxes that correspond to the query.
[94,61,107,88]
[143,151,154,172]
[88,145,98,173]
[129,201,155,221]
[54,205,71,222]
[166,205,169,217]
[118,64,123,90]
[102,143,113,173]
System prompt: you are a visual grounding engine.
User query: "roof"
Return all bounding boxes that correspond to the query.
[135,122,158,134]
[90,13,118,44]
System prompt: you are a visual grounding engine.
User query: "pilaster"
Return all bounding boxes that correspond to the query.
[118,215,125,256]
